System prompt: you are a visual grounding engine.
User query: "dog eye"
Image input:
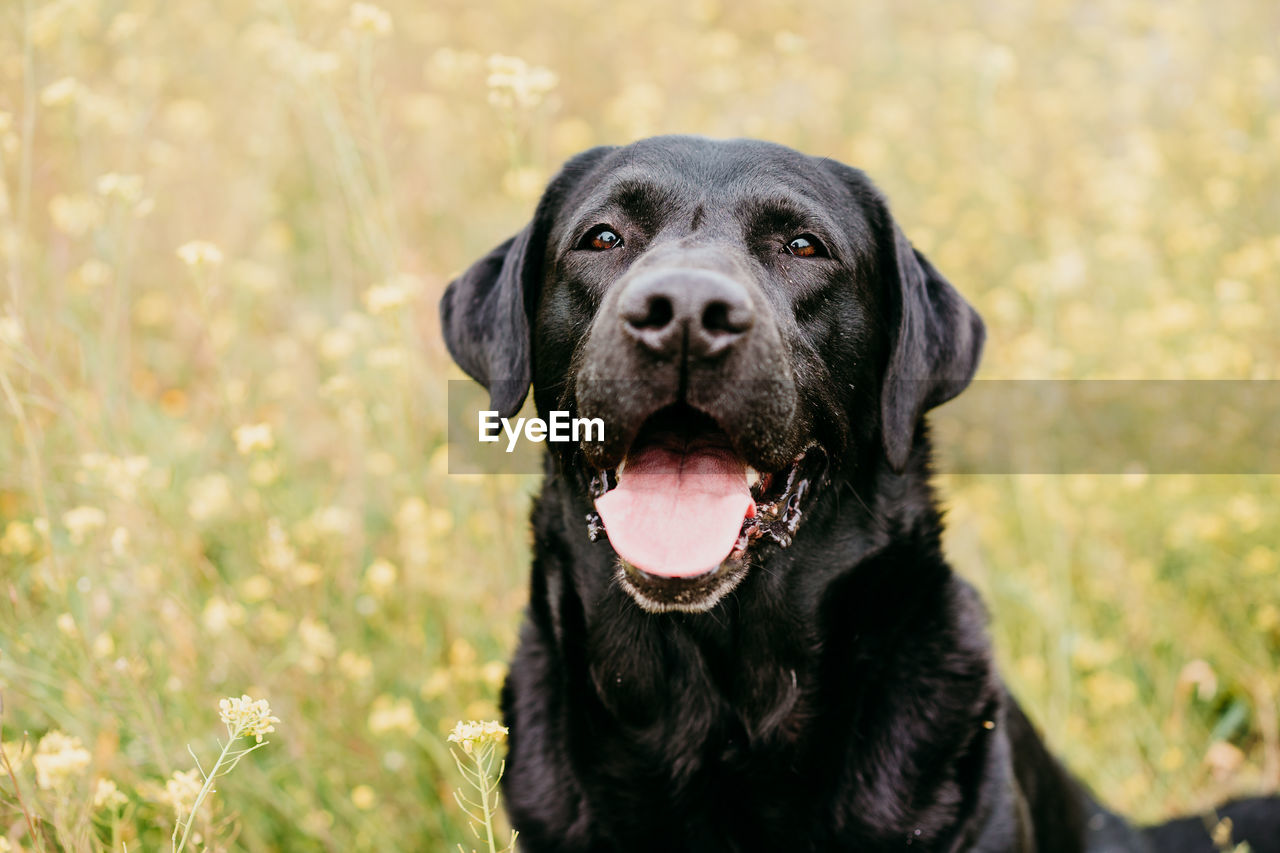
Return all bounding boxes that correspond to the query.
[579,226,624,251]
[784,234,826,258]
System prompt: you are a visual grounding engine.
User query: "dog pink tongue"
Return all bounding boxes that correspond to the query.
[594,442,754,578]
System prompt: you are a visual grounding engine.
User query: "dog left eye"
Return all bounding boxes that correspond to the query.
[783,235,826,258]
[579,226,624,251]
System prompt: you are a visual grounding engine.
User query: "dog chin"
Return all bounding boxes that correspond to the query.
[613,555,751,614]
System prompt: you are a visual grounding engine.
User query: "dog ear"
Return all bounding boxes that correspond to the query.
[440,147,613,417]
[880,226,985,471]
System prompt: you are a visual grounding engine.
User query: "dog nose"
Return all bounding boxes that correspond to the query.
[618,270,754,360]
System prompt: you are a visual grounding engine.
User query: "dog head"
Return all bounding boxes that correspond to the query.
[442,136,983,612]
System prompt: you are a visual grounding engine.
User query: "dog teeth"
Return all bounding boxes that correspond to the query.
[746,466,760,487]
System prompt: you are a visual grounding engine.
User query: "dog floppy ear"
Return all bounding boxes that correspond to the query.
[440,147,613,417]
[880,226,985,471]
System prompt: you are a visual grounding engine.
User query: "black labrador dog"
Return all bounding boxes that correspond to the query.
[440,136,1280,852]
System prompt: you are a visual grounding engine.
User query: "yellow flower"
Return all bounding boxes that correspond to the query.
[162,768,203,817]
[187,473,233,521]
[298,617,337,672]
[28,3,65,46]
[420,668,450,699]
[33,731,92,789]
[363,275,418,313]
[40,77,81,107]
[0,520,35,556]
[1245,545,1276,575]
[176,240,224,267]
[107,12,141,42]
[364,558,398,594]
[249,458,281,486]
[239,573,274,602]
[446,719,508,755]
[1158,746,1185,773]
[0,312,22,353]
[319,327,356,361]
[73,258,112,289]
[302,809,335,834]
[260,518,299,573]
[218,695,281,743]
[233,422,275,454]
[288,45,340,80]
[63,505,106,544]
[202,597,245,634]
[93,777,129,810]
[110,526,129,557]
[92,633,116,659]
[254,604,293,641]
[348,3,392,36]
[481,660,508,689]
[337,651,373,683]
[49,194,102,236]
[1083,670,1138,713]
[2,740,32,771]
[95,172,144,203]
[449,638,477,669]
[57,613,77,636]
[351,784,376,810]
[367,695,419,736]
[486,54,558,110]
[1205,741,1245,781]
[309,505,356,538]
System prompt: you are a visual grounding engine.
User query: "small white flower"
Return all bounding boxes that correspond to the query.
[176,240,224,267]
[187,473,233,522]
[486,54,558,110]
[40,77,80,107]
[57,613,78,636]
[96,172,144,202]
[447,719,508,755]
[33,731,92,789]
[49,194,102,236]
[93,777,129,810]
[218,694,281,743]
[367,695,418,736]
[0,312,23,352]
[348,2,392,36]
[363,275,420,314]
[163,768,203,817]
[63,505,106,544]
[233,422,275,454]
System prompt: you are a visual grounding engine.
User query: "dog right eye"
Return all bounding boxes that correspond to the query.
[783,234,827,258]
[579,226,624,251]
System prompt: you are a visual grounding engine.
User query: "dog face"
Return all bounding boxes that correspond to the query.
[442,136,983,612]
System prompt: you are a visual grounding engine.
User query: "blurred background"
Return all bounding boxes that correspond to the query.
[1,0,1278,849]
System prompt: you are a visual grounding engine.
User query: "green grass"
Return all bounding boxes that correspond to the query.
[1,0,1278,849]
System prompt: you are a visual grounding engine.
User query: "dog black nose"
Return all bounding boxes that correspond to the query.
[618,270,754,360]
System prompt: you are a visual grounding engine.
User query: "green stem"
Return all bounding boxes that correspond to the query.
[173,732,239,853]
[476,748,498,853]
[0,728,46,852]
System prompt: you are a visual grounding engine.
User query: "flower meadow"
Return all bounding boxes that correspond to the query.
[1,0,1278,849]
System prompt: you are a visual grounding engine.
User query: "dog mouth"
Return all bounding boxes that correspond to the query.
[584,405,826,610]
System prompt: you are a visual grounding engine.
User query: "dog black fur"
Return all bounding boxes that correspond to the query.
[441,136,1280,852]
